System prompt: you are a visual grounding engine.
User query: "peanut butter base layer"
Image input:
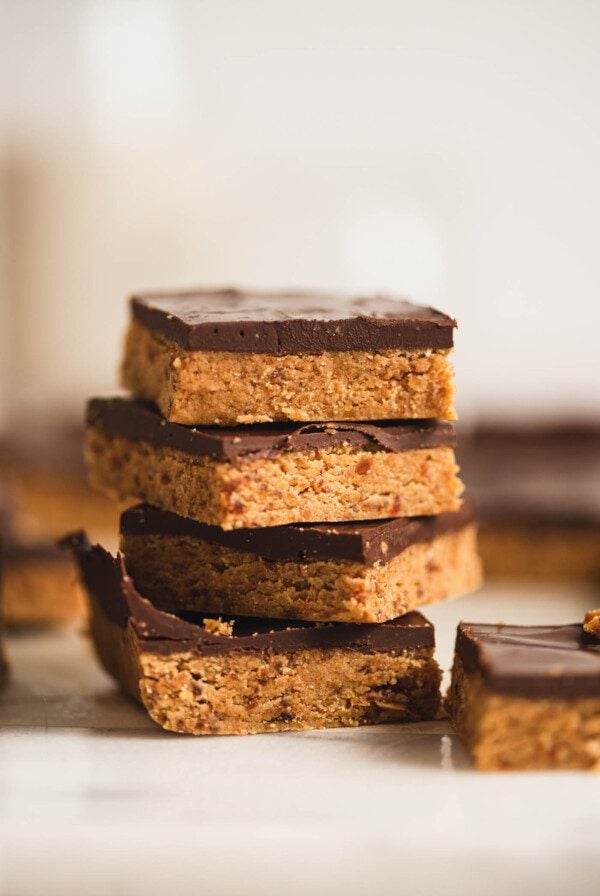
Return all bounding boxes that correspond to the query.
[447,656,600,771]
[477,523,600,580]
[3,557,86,627]
[121,319,456,425]
[94,610,441,736]
[121,523,481,623]
[87,428,463,529]
[68,535,443,736]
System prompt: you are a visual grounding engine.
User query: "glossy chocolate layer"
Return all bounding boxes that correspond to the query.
[456,621,600,698]
[120,501,474,566]
[66,533,435,657]
[131,288,456,353]
[87,397,456,462]
[459,422,600,526]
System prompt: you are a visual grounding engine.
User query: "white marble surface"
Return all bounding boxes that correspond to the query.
[1,583,599,896]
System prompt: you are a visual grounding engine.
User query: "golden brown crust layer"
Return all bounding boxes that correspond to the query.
[87,428,463,529]
[447,656,600,770]
[90,601,442,736]
[121,319,456,425]
[477,524,600,581]
[121,524,481,623]
[3,559,86,627]
[584,609,600,639]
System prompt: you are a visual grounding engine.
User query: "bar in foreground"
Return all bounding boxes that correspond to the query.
[447,622,600,770]
[68,534,442,736]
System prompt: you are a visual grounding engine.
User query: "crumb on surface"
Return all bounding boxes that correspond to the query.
[584,609,600,639]
[203,617,234,637]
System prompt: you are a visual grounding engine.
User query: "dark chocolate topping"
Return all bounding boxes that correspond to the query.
[65,533,435,657]
[120,501,474,566]
[87,397,456,461]
[130,288,456,353]
[456,621,600,698]
[459,421,600,525]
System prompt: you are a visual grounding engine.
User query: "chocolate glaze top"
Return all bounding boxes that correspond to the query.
[459,421,600,525]
[87,397,457,462]
[130,288,456,353]
[120,501,474,566]
[456,621,600,698]
[65,533,435,657]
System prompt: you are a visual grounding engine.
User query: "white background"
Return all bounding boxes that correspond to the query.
[1,0,600,423]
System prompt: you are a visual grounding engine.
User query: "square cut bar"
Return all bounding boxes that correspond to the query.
[2,543,85,627]
[120,502,481,623]
[0,482,86,627]
[67,534,442,736]
[121,289,457,425]
[459,422,600,580]
[0,419,118,626]
[447,622,600,771]
[0,417,121,543]
[86,398,463,529]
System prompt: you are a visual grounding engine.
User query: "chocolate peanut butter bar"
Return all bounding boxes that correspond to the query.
[67,534,442,736]
[584,609,600,639]
[0,416,120,544]
[459,422,600,579]
[2,542,85,627]
[0,417,120,626]
[447,622,600,770]
[0,478,86,627]
[86,398,463,529]
[120,502,481,623]
[121,289,457,425]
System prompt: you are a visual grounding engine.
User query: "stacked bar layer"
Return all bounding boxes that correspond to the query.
[80,288,478,735]
[120,289,457,425]
[86,398,463,529]
[68,535,442,736]
[447,622,600,770]
[119,502,481,623]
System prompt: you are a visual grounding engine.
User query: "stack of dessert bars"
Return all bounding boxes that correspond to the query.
[70,288,481,736]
